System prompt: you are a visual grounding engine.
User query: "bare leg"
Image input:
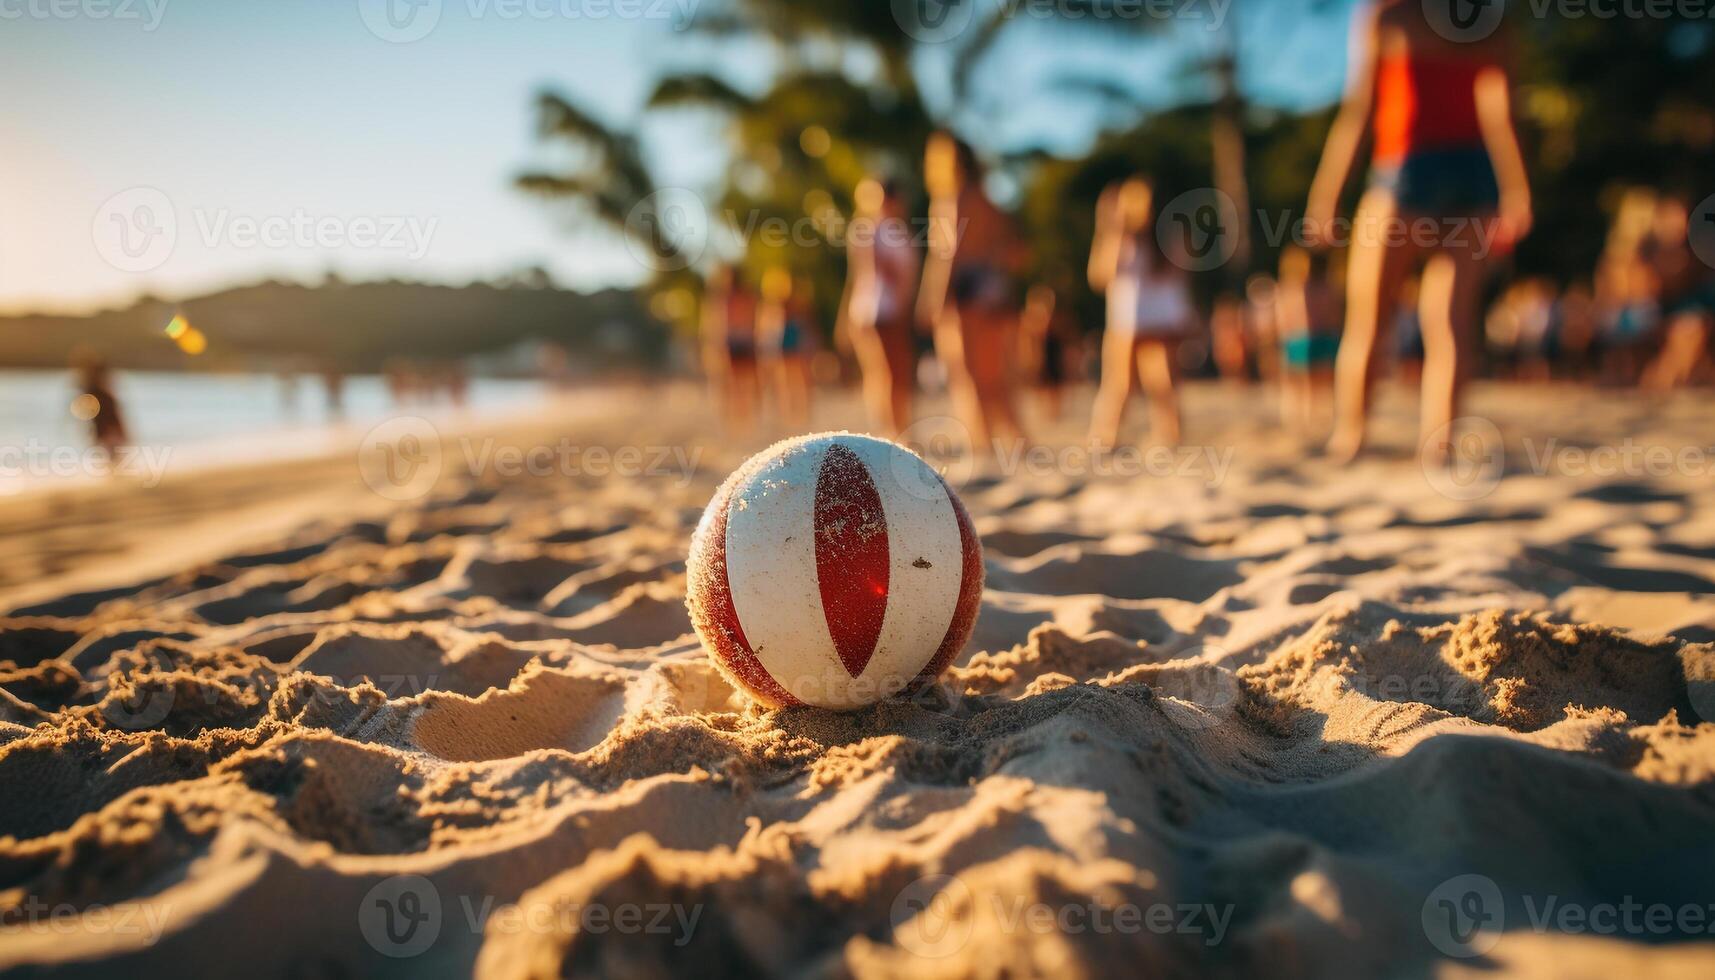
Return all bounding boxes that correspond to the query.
[1417,242,1487,464]
[960,307,1026,453]
[935,313,988,454]
[851,325,896,434]
[1329,191,1420,462]
[787,359,812,427]
[987,316,1028,447]
[884,323,915,435]
[1136,339,1181,447]
[729,363,757,434]
[1088,328,1137,449]
[1282,370,1312,434]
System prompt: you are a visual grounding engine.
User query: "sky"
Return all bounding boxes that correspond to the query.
[0,0,1355,316]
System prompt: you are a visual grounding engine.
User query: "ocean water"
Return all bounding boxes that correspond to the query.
[0,369,546,492]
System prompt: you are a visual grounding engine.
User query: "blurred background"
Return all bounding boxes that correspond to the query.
[3,0,1712,488]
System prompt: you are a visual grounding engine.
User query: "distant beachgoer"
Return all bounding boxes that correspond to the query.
[72,353,129,454]
[918,131,1028,455]
[1641,193,1715,389]
[1551,282,1599,381]
[1595,190,1663,385]
[321,364,346,419]
[702,263,760,433]
[843,176,920,436]
[1246,274,1282,382]
[1210,296,1251,384]
[759,267,814,428]
[1304,0,1532,464]
[1485,278,1554,381]
[1275,245,1345,434]
[1393,274,1425,383]
[1019,281,1080,424]
[1088,176,1196,449]
[279,368,303,416]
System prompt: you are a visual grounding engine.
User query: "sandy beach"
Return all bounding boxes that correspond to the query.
[2,380,1712,978]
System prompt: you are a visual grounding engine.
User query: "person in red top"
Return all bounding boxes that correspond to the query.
[1305,0,1532,466]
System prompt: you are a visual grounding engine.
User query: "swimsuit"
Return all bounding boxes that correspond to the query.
[1109,239,1194,338]
[1605,302,1659,347]
[777,318,806,356]
[1040,330,1066,385]
[1282,332,1341,369]
[727,335,757,363]
[949,263,1011,310]
[1369,53,1500,216]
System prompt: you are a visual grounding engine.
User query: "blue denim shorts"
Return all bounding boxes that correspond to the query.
[1371,146,1500,217]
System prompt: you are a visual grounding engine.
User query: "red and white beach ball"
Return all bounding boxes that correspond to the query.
[687,433,983,710]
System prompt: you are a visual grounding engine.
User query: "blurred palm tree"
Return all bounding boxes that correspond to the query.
[518,0,943,336]
[516,91,692,271]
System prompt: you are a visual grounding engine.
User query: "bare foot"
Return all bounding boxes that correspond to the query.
[1326,427,1364,464]
[1418,435,1452,470]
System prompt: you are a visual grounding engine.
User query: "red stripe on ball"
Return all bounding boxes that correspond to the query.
[814,444,890,679]
[913,473,984,688]
[688,480,800,707]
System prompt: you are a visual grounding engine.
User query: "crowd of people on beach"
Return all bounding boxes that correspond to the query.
[696,0,1714,466]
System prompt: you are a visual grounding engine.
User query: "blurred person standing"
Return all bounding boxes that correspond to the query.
[1018,280,1081,425]
[758,267,815,428]
[1595,191,1663,386]
[1551,282,1600,380]
[917,132,1029,456]
[1641,192,1715,389]
[702,263,761,433]
[842,177,920,436]
[1305,0,1532,464]
[1088,176,1196,449]
[1275,245,1345,434]
[1246,274,1282,383]
[71,351,129,455]
[1210,296,1252,384]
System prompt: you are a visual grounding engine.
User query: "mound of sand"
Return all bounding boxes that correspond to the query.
[2,384,1713,977]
